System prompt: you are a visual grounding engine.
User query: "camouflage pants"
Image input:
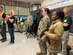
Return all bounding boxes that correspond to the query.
[62,30,69,55]
[38,36,48,54]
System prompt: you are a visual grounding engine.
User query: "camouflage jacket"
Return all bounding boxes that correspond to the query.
[37,15,50,37]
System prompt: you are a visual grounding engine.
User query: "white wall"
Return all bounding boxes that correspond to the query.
[41,0,73,10]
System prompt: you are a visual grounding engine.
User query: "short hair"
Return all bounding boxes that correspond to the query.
[10,10,15,15]
[0,6,3,10]
[63,7,70,12]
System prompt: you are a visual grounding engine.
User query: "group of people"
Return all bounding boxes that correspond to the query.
[36,7,72,55]
[0,6,15,44]
[0,5,73,55]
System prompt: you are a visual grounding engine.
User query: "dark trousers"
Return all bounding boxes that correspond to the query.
[1,24,6,39]
[8,28,15,42]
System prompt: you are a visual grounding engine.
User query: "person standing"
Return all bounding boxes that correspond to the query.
[7,10,15,44]
[0,6,7,43]
[37,8,51,55]
[24,12,33,38]
[44,10,64,55]
[62,7,72,55]
[17,16,24,33]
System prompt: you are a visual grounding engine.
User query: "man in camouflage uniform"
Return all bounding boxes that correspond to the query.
[37,8,51,55]
[24,12,33,38]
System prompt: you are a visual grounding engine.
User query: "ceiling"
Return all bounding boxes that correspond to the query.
[13,0,43,4]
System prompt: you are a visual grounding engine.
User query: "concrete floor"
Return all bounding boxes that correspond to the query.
[0,32,73,55]
[0,32,40,55]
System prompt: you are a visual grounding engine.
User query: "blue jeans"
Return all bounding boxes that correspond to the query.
[8,28,15,43]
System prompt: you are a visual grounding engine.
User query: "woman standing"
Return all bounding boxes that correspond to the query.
[7,10,15,44]
[37,8,51,55]
[44,10,64,55]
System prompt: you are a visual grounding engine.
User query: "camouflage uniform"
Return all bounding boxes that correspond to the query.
[37,15,50,55]
[25,15,33,31]
[24,15,33,38]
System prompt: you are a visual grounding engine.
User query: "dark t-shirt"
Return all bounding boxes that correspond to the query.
[2,13,6,25]
[63,15,72,31]
[7,16,15,28]
[2,13,6,19]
